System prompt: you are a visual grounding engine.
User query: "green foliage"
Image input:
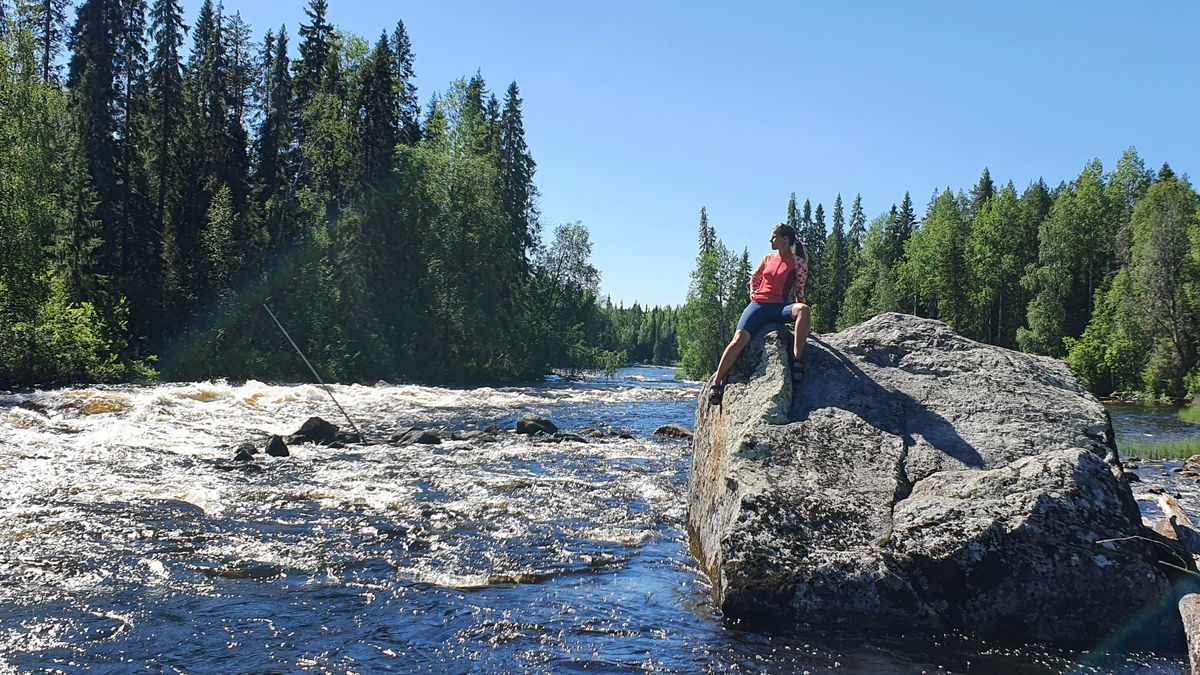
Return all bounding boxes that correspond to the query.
[1065,271,1146,396]
[0,276,153,383]
[676,207,748,381]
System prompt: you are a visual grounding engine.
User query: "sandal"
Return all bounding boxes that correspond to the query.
[708,381,724,406]
[790,360,804,381]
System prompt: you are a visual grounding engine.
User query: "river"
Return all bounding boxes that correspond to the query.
[0,367,1194,673]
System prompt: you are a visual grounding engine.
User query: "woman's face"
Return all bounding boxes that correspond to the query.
[770,228,792,252]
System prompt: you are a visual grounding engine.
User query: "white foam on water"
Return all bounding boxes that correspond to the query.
[0,376,697,649]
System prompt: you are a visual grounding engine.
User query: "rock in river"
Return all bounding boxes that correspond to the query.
[516,414,558,435]
[688,312,1170,647]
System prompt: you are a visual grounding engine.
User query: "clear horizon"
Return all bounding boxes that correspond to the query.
[174,0,1200,309]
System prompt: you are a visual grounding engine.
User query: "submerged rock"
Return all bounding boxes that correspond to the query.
[392,427,442,445]
[516,414,558,435]
[653,424,693,440]
[689,312,1170,647]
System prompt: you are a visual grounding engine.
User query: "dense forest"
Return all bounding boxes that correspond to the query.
[0,0,625,385]
[2,2,1198,397]
[677,154,1200,401]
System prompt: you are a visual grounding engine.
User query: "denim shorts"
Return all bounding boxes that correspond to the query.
[735,302,797,339]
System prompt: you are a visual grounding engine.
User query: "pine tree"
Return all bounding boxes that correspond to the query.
[967,183,1023,346]
[679,209,727,380]
[1126,172,1200,396]
[804,202,826,323]
[1019,188,1078,356]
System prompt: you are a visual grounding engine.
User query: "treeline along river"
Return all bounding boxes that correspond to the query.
[0,368,1195,673]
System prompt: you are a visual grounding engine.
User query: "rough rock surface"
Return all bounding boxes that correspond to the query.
[516,414,558,435]
[266,435,290,457]
[653,424,694,440]
[688,313,1170,646]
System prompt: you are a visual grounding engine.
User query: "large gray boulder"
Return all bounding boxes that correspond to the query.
[689,313,1171,647]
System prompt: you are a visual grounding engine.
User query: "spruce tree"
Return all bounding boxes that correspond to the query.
[497,81,538,262]
[356,31,397,183]
[15,0,70,82]
[147,0,185,312]
[823,194,848,332]
[847,193,866,254]
[293,0,332,146]
[66,0,123,292]
[255,24,292,208]
[390,19,419,145]
[698,206,714,255]
[968,167,995,217]
[114,0,154,322]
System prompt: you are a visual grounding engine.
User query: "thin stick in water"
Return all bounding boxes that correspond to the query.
[262,304,363,439]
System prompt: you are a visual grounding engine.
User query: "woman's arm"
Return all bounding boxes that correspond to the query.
[794,258,808,304]
[749,257,767,296]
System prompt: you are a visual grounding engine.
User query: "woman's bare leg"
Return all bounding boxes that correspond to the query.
[791,303,811,361]
[712,330,751,387]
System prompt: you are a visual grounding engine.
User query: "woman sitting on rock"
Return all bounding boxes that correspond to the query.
[708,223,810,406]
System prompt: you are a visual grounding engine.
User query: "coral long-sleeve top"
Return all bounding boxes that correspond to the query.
[749,253,808,304]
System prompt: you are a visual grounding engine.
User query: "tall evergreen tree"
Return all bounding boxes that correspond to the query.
[355,31,397,183]
[255,24,292,208]
[786,193,799,230]
[698,206,714,255]
[66,0,123,295]
[969,166,995,217]
[390,19,419,145]
[15,0,70,82]
[496,81,538,263]
[679,208,727,380]
[967,183,1023,346]
[292,0,332,146]
[146,0,185,315]
[848,193,866,247]
[821,194,849,332]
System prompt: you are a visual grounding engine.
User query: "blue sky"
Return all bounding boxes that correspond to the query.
[179,1,1200,309]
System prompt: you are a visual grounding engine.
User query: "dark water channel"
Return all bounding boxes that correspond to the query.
[0,369,1195,673]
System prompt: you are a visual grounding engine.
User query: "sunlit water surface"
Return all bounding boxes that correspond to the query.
[0,368,1193,673]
